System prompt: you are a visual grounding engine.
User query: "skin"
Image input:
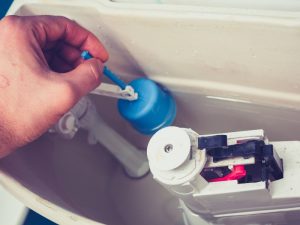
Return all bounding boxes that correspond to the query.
[0,15,109,158]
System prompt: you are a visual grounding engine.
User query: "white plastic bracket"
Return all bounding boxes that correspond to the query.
[90,83,138,101]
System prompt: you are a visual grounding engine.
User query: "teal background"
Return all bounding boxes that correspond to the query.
[0,0,14,18]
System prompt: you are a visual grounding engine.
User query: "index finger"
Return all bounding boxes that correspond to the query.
[28,15,109,62]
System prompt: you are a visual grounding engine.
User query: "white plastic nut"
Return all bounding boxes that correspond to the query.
[147,126,191,171]
[55,112,78,139]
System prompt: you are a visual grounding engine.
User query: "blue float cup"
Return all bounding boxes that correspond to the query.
[118,78,177,135]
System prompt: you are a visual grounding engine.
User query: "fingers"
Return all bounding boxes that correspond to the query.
[57,43,82,65]
[44,43,82,71]
[49,54,73,73]
[27,15,109,62]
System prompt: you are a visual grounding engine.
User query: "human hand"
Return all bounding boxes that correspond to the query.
[0,15,108,158]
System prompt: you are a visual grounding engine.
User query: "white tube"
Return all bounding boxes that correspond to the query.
[72,97,149,178]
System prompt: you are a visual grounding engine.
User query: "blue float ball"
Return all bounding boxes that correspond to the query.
[118,78,176,135]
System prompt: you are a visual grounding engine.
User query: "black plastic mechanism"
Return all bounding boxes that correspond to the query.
[198,135,227,149]
[198,135,283,183]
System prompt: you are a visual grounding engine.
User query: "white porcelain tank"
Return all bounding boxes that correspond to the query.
[0,0,300,224]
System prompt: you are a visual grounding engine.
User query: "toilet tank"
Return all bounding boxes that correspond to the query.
[0,0,300,225]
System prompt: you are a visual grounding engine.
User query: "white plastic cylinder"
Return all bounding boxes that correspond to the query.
[147,126,208,212]
[72,97,149,178]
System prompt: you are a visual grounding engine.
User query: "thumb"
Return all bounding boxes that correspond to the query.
[46,58,103,115]
[63,58,103,97]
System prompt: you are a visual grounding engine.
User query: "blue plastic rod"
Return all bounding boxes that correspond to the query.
[102,67,127,90]
[81,51,127,90]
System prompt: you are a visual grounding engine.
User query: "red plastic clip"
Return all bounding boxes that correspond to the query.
[209,165,247,182]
